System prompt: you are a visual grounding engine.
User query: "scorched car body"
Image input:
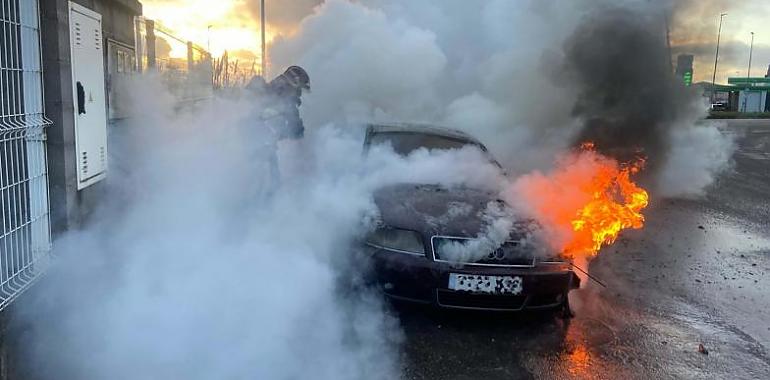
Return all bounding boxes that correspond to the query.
[361,123,580,312]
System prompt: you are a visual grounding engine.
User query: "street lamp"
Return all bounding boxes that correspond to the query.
[711,12,727,103]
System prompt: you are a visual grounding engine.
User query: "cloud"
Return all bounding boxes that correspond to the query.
[240,0,323,30]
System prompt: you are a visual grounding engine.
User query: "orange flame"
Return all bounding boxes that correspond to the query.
[512,143,649,259]
[562,144,648,257]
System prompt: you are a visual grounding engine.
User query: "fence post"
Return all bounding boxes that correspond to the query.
[146,19,156,69]
[187,41,194,72]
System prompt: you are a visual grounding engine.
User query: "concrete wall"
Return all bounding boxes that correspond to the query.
[40,0,80,237]
[41,0,141,237]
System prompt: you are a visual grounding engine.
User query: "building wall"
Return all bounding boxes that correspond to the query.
[40,0,141,236]
[40,0,80,236]
[738,90,768,113]
[71,0,141,47]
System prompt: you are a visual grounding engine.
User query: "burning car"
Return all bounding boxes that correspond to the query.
[361,123,580,312]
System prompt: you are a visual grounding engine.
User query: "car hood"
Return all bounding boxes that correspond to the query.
[373,183,508,237]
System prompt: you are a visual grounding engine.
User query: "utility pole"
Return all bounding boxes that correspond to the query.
[747,32,755,79]
[207,25,212,54]
[742,32,756,113]
[665,13,673,73]
[711,13,727,103]
[261,0,267,78]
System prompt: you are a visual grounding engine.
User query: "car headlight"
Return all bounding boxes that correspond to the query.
[365,228,425,255]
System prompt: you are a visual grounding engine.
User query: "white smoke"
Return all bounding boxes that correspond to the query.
[269,0,585,174]
[437,201,514,264]
[656,121,736,198]
[20,74,504,379]
[269,0,447,126]
[269,0,733,197]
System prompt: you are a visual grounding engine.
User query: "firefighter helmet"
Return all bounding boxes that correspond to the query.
[278,65,310,91]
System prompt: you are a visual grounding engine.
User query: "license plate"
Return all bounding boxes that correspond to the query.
[448,273,523,295]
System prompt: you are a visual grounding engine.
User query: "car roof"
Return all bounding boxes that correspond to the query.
[365,122,485,147]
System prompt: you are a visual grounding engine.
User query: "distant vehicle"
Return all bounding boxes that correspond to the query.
[359,123,580,313]
[710,102,728,111]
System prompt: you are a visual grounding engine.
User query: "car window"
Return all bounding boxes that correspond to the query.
[368,132,477,156]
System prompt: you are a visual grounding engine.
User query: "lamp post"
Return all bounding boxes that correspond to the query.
[711,12,727,103]
[261,0,267,78]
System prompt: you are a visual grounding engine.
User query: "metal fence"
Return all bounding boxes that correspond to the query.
[134,17,213,102]
[0,0,52,311]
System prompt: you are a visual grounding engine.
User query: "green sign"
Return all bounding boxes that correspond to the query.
[682,71,692,86]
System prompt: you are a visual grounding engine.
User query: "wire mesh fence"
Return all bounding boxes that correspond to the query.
[0,0,52,311]
[134,17,213,102]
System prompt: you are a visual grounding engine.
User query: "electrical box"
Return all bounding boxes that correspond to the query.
[69,2,108,190]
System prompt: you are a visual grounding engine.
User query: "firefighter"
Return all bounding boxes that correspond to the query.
[268,65,310,139]
[247,65,310,140]
[245,66,310,197]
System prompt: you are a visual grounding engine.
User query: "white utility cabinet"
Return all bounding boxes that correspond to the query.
[69,2,108,190]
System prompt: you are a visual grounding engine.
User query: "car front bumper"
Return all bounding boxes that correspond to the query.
[367,247,580,311]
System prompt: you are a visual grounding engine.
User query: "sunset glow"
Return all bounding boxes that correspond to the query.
[139,0,770,84]
[142,0,280,60]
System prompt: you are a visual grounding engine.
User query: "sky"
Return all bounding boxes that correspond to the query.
[668,1,770,83]
[141,0,770,84]
[141,0,320,62]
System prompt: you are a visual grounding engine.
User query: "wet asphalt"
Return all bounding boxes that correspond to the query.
[396,119,770,380]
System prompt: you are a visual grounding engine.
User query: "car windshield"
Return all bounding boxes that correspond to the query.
[369,131,478,156]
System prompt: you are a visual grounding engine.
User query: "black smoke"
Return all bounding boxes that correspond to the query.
[562,5,700,172]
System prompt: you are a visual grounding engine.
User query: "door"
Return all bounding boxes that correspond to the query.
[69,2,108,189]
[106,40,136,120]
